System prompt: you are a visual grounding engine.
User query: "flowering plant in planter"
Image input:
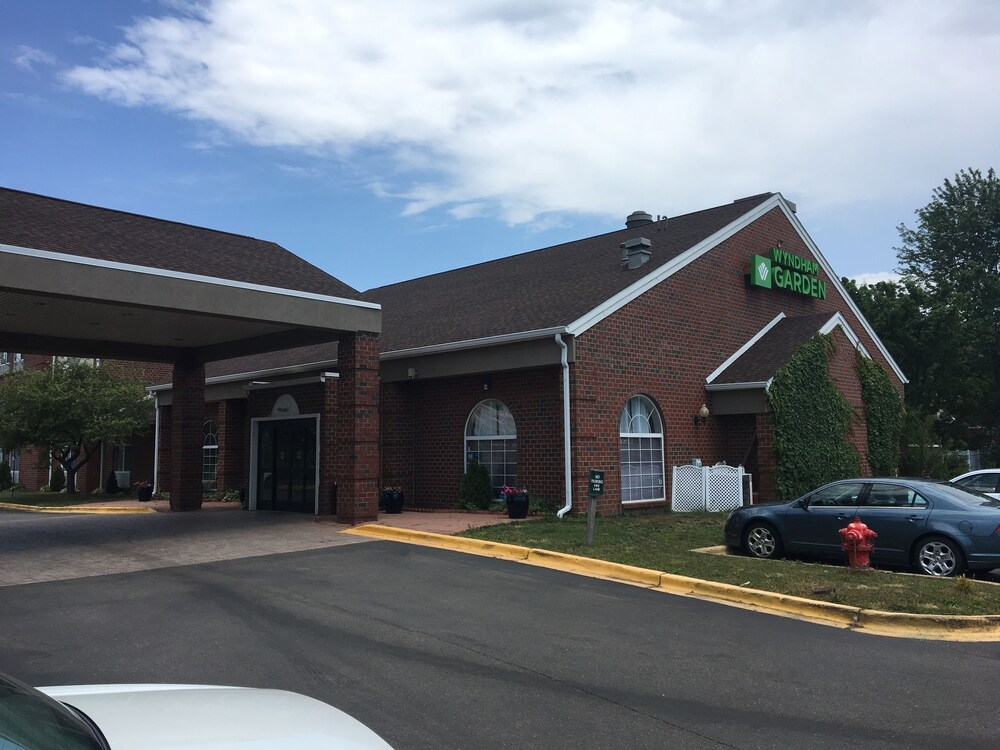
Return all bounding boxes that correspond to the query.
[380,485,404,514]
[501,486,529,519]
[132,480,154,501]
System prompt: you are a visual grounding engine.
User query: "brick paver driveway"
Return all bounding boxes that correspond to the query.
[0,509,366,586]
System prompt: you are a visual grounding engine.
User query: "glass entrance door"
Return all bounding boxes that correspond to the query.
[256,418,317,512]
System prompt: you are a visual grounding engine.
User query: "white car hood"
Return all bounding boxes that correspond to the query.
[38,684,393,750]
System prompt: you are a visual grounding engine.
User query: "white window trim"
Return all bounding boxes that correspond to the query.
[619,397,666,505]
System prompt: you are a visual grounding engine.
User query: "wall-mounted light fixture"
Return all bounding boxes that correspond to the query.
[407,367,418,379]
[694,403,710,425]
[482,374,491,391]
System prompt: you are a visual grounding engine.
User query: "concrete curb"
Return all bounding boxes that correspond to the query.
[0,502,157,515]
[343,524,1000,641]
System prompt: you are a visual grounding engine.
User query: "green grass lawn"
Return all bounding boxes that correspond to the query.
[458,510,1000,616]
[0,489,133,507]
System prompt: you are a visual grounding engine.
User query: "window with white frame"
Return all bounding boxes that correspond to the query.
[113,445,129,472]
[0,352,8,375]
[619,395,665,503]
[13,353,23,372]
[203,420,219,491]
[465,399,517,496]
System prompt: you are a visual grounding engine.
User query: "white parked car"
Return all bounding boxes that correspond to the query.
[951,469,1000,500]
[0,671,393,749]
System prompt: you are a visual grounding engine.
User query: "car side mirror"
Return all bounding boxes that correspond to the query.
[794,498,808,509]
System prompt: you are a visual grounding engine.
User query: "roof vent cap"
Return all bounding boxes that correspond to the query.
[621,237,652,269]
[625,210,654,229]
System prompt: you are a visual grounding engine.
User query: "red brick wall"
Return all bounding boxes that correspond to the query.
[380,367,564,507]
[569,206,902,511]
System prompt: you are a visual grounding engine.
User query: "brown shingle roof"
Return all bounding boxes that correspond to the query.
[365,194,774,353]
[0,187,363,300]
[204,194,775,378]
[709,313,837,385]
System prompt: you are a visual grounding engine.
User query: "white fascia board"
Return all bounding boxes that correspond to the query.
[705,381,770,392]
[247,373,338,390]
[705,312,787,385]
[565,194,786,336]
[0,242,380,311]
[562,194,907,385]
[819,311,871,359]
[146,359,338,393]
[380,326,568,359]
[771,204,908,383]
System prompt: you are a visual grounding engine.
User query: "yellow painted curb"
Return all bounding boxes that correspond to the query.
[525,548,663,586]
[344,524,1000,641]
[345,524,529,561]
[0,502,157,514]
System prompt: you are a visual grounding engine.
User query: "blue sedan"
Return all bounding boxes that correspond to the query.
[723,478,1000,576]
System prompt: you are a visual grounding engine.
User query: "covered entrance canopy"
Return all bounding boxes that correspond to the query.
[0,187,380,519]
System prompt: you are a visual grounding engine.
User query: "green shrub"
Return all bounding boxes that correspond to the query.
[459,461,493,509]
[49,465,66,493]
[0,461,10,492]
[856,353,904,476]
[768,334,860,501]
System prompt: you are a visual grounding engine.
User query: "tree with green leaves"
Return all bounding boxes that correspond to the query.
[896,168,1000,454]
[0,361,152,493]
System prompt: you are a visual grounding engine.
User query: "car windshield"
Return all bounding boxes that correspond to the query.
[0,672,106,750]
[941,482,1000,507]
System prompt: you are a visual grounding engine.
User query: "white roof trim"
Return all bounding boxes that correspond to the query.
[819,311,871,359]
[566,194,786,335]
[381,326,567,359]
[706,312,786,385]
[0,242,380,311]
[771,202,907,383]
[705,380,772,392]
[563,194,907,384]
[246,373,338,390]
[147,359,338,392]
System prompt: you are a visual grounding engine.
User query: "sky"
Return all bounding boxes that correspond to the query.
[3,0,999,293]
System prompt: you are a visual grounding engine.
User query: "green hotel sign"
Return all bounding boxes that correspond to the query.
[750,247,827,300]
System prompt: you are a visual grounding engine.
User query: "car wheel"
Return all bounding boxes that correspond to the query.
[743,522,782,560]
[913,536,965,577]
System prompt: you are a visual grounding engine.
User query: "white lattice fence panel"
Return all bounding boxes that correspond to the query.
[706,465,744,512]
[672,464,706,512]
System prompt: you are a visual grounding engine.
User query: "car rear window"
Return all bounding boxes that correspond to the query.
[941,482,1000,507]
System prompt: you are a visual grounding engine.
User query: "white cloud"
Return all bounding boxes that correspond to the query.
[61,0,1000,225]
[12,45,56,72]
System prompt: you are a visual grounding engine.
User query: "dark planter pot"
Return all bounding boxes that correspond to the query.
[506,493,529,519]
[382,490,404,514]
[136,486,153,502]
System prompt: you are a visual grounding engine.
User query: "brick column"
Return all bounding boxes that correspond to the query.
[216,399,247,493]
[170,352,205,511]
[335,332,380,523]
[755,413,776,504]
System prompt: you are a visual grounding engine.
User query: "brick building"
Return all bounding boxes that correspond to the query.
[148,192,904,515]
[2,187,904,516]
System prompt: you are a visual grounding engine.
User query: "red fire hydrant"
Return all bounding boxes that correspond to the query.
[839,517,877,569]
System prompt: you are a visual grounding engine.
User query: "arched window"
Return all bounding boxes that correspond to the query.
[203,420,219,491]
[465,399,517,496]
[619,395,665,503]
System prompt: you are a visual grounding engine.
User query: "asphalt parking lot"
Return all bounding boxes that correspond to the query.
[3,509,1000,749]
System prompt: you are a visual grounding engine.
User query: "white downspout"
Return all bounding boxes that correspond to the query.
[555,334,573,518]
[152,393,161,496]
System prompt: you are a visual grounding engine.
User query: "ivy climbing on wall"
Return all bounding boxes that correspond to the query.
[767,334,860,501]
[856,352,904,476]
